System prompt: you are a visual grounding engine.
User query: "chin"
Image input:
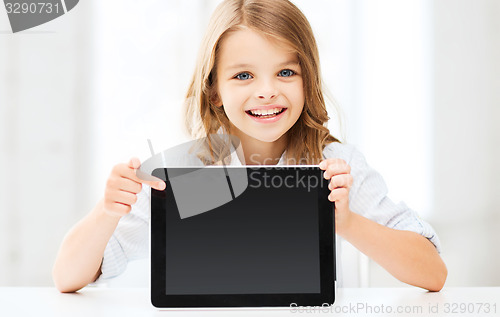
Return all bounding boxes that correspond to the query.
[230,122,288,144]
[251,131,286,144]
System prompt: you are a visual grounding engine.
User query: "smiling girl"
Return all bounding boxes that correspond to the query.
[53,0,447,293]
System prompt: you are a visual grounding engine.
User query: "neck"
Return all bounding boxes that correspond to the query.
[230,127,288,165]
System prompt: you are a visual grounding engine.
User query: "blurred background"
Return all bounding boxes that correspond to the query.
[0,0,499,288]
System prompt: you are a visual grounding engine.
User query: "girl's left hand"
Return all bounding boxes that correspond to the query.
[319,158,354,235]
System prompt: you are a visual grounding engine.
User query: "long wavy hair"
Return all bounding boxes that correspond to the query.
[184,0,340,165]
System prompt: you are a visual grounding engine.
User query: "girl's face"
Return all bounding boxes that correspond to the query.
[215,28,304,145]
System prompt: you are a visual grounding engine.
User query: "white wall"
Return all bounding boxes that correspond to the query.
[368,0,500,288]
[431,0,500,286]
[432,0,500,225]
[0,1,95,285]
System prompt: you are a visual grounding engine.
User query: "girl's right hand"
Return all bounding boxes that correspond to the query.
[103,157,166,218]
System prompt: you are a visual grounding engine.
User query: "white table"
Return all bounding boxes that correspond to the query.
[0,287,498,316]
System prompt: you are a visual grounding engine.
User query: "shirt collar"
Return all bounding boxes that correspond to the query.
[229,146,286,166]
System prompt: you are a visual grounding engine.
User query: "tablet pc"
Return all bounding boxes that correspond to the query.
[150,166,335,308]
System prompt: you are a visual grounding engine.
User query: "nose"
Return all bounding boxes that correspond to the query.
[255,79,277,100]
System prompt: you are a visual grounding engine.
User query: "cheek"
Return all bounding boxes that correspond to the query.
[217,84,233,105]
[223,105,241,120]
[290,82,305,112]
[217,89,242,119]
[219,85,249,110]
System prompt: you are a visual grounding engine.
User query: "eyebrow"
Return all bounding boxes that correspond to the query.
[224,60,300,71]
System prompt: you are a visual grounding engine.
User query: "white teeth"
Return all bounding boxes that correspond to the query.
[249,108,282,116]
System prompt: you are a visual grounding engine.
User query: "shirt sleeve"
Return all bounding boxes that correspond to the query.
[94,185,151,283]
[323,143,442,253]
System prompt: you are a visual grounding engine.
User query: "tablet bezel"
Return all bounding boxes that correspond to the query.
[150,166,335,308]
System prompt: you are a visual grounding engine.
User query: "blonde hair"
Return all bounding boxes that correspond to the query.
[184,0,340,165]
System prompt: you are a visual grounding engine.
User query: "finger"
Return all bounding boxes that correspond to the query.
[110,190,138,206]
[319,158,347,170]
[319,159,328,170]
[128,157,141,170]
[119,159,166,191]
[118,179,143,195]
[134,174,166,191]
[135,169,167,190]
[328,174,353,190]
[107,173,143,194]
[323,162,350,179]
[105,186,137,205]
[328,187,349,202]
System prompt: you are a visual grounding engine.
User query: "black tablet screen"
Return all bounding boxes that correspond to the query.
[162,167,322,295]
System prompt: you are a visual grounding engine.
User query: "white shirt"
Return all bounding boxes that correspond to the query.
[96,142,441,283]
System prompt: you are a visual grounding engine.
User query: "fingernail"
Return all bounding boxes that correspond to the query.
[158,181,166,190]
[319,161,326,169]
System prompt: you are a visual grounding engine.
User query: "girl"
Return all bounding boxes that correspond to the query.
[53,0,447,293]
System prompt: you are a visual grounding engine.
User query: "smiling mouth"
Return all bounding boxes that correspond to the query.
[245,108,287,118]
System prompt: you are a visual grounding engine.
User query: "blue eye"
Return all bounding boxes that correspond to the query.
[235,72,253,80]
[278,69,295,77]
